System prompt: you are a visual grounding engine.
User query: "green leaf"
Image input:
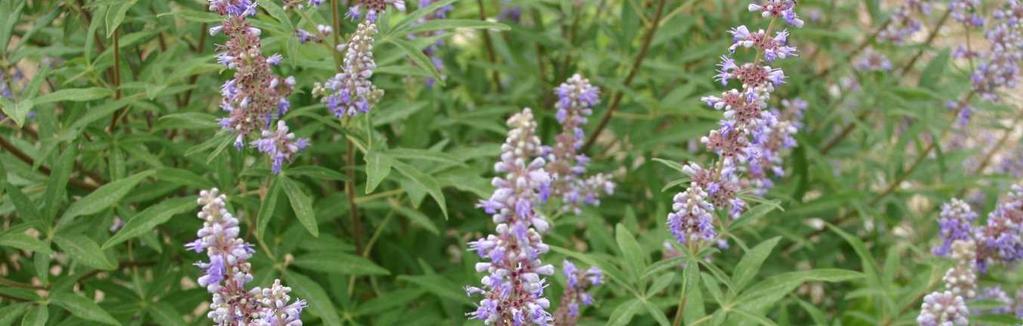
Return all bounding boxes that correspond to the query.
[280,177,319,237]
[59,170,155,227]
[615,224,645,280]
[0,302,28,324]
[285,272,342,326]
[34,88,113,106]
[391,160,448,219]
[386,148,465,165]
[389,0,458,34]
[104,0,137,37]
[731,237,780,291]
[365,151,393,193]
[731,308,779,326]
[146,302,186,326]
[607,298,643,326]
[0,0,26,57]
[390,201,440,235]
[20,304,47,326]
[404,19,509,35]
[257,177,282,238]
[0,231,50,254]
[684,263,706,323]
[292,252,390,276]
[155,168,213,188]
[353,289,424,316]
[286,166,346,181]
[827,224,881,283]
[0,96,33,127]
[4,182,43,229]
[54,234,116,270]
[103,197,195,249]
[156,112,218,130]
[398,274,473,305]
[51,292,120,325]
[918,49,949,90]
[651,158,685,173]
[386,38,443,84]
[0,303,29,325]
[736,269,862,310]
[43,146,78,221]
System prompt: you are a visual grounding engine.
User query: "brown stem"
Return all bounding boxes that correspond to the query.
[966,113,1023,182]
[787,93,976,253]
[0,135,98,190]
[476,0,503,92]
[331,0,343,68]
[582,0,667,153]
[346,139,363,253]
[816,10,951,155]
[820,111,868,155]
[107,30,125,132]
[814,19,891,80]
[896,9,951,76]
[0,276,44,290]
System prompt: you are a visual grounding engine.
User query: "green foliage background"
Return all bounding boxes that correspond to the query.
[1,0,1022,325]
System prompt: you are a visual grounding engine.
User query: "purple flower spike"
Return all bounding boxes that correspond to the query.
[190,189,305,324]
[553,260,602,325]
[315,22,383,118]
[544,74,615,214]
[467,109,555,325]
[252,120,309,174]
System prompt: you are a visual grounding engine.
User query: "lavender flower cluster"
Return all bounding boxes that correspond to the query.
[950,0,984,28]
[934,186,1023,272]
[466,74,614,324]
[313,21,384,118]
[743,98,806,195]
[544,74,615,214]
[552,260,602,326]
[854,49,893,72]
[921,185,1023,323]
[947,0,1023,126]
[918,240,974,326]
[347,0,406,22]
[878,0,933,44]
[0,69,15,121]
[466,108,557,325]
[968,0,1023,102]
[667,0,804,248]
[208,0,307,174]
[187,189,306,325]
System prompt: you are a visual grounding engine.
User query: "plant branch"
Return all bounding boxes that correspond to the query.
[0,135,99,190]
[583,0,667,153]
[476,0,503,92]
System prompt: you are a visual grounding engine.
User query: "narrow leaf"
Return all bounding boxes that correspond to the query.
[51,292,121,325]
[285,272,341,326]
[292,252,390,276]
[280,177,319,237]
[59,170,155,226]
[103,197,195,249]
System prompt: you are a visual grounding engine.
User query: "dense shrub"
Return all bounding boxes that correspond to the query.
[1,0,1023,325]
